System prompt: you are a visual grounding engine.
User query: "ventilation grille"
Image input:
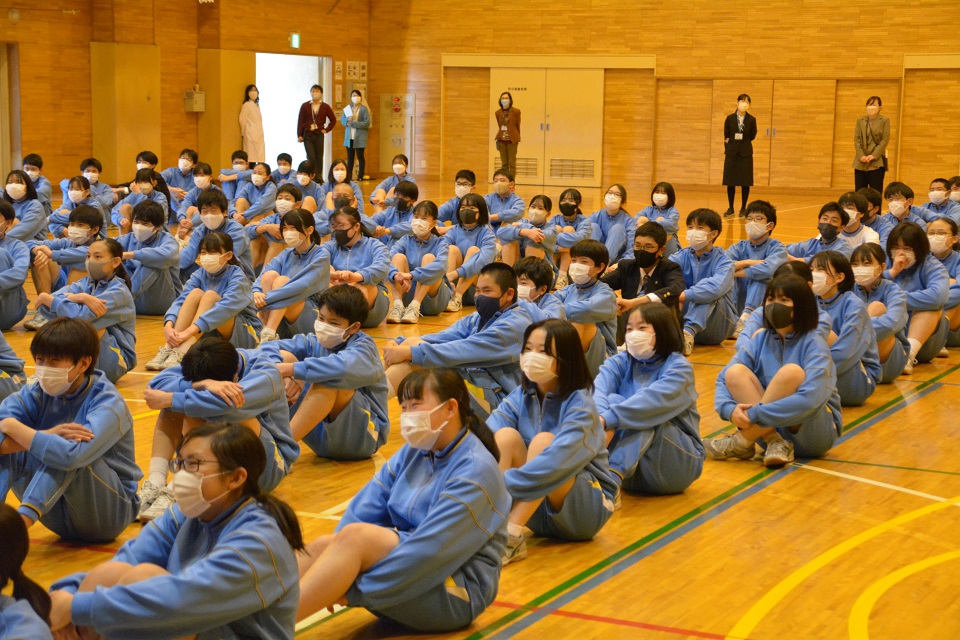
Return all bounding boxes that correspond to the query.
[494,158,538,178]
[549,159,595,180]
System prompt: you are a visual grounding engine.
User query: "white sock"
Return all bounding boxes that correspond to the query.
[908,338,922,361]
[733,430,751,447]
[764,431,784,442]
[453,292,462,302]
[408,299,421,310]
[148,457,168,488]
[507,522,525,538]
[392,299,403,308]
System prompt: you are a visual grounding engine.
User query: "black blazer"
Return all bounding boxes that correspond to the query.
[602,257,686,306]
[724,112,758,157]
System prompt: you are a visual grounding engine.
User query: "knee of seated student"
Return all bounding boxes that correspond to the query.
[526,431,556,459]
[866,301,888,317]
[200,289,222,302]
[562,226,575,234]
[78,562,137,591]
[303,534,335,559]
[273,275,291,288]
[116,562,171,586]
[421,253,436,265]
[494,427,526,453]
[525,246,546,259]
[464,245,481,258]
[236,198,250,212]
[391,253,410,270]
[773,363,806,388]
[259,269,279,288]
[184,287,205,302]
[724,362,754,385]
[331,388,355,417]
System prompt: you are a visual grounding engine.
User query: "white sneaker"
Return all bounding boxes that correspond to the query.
[446,293,463,313]
[554,272,568,290]
[937,347,949,358]
[139,486,175,522]
[704,432,755,461]
[902,358,916,375]
[160,349,184,370]
[23,311,47,331]
[145,346,173,371]
[137,482,169,521]
[502,533,528,566]
[732,317,747,339]
[763,439,795,468]
[401,303,421,324]
[682,331,695,356]
[259,328,279,343]
[386,301,404,324]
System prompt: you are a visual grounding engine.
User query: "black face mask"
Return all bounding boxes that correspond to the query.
[332,196,351,211]
[818,222,839,242]
[459,209,478,225]
[474,294,502,327]
[634,249,659,269]
[764,302,794,329]
[334,227,356,247]
[396,199,410,212]
[559,202,578,217]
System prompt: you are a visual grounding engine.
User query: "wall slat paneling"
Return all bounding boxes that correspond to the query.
[769,80,836,188]
[654,81,713,185]
[441,68,490,187]
[899,69,960,191]
[602,69,655,190]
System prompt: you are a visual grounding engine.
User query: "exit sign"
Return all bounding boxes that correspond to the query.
[290,32,300,49]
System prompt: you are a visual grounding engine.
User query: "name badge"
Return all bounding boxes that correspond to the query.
[734,133,743,140]
[501,125,508,131]
[310,124,318,131]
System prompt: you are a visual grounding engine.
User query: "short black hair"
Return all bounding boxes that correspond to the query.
[457,193,489,226]
[22,154,43,169]
[651,182,676,209]
[866,96,882,107]
[492,168,514,182]
[811,250,854,293]
[277,183,303,202]
[884,181,914,201]
[68,205,103,230]
[570,239,609,271]
[181,336,239,382]
[931,177,950,191]
[134,168,157,185]
[686,208,722,233]
[850,242,886,266]
[0,200,14,221]
[311,84,323,93]
[395,180,419,201]
[529,194,552,212]
[838,191,869,214]
[857,186,882,210]
[948,176,960,189]
[627,302,683,356]
[559,188,582,206]
[773,260,814,283]
[745,200,777,226]
[179,148,198,164]
[132,200,166,227]
[513,256,555,291]
[887,220,930,265]
[297,160,315,175]
[763,274,819,335]
[231,150,248,162]
[4,170,38,202]
[31,317,99,375]
[277,153,292,165]
[819,201,849,226]
[193,162,212,177]
[80,158,102,172]
[392,154,409,166]
[737,93,751,103]
[67,175,90,192]
[479,262,517,303]
[197,188,229,213]
[455,169,476,185]
[316,284,369,326]
[136,151,158,165]
[522,319,592,399]
[635,221,667,248]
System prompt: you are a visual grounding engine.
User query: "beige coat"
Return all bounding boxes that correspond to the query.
[853,114,890,171]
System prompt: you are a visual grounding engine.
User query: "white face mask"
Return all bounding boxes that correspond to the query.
[199,254,225,274]
[275,199,295,214]
[67,227,89,244]
[852,265,879,287]
[894,249,916,269]
[568,262,593,285]
[296,174,312,186]
[251,174,266,187]
[888,200,906,217]
[34,364,79,396]
[23,169,39,180]
[843,209,861,229]
[400,402,449,451]
[136,162,150,171]
[200,213,224,230]
[454,184,471,199]
[929,190,947,205]
[528,207,547,225]
[811,271,831,296]
[82,171,99,185]
[193,176,211,190]
[5,184,26,200]
[132,223,156,243]
[178,159,193,172]
[283,230,302,247]
[866,105,880,116]
[517,283,535,301]
[393,164,406,176]
[410,218,432,237]
[232,162,246,171]
[68,190,85,204]
[314,320,347,349]
[950,191,960,203]
[604,193,622,210]
[745,221,768,240]
[351,95,361,105]
[333,169,347,183]
[172,469,231,519]
[738,101,750,111]
[500,99,510,109]
[652,193,668,207]
[520,352,557,385]
[138,183,154,196]
[686,229,711,251]
[928,235,950,254]
[625,329,656,360]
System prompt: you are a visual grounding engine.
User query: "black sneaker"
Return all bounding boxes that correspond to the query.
[723,208,735,217]
[739,208,747,217]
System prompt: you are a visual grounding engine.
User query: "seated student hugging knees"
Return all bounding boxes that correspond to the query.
[386,200,453,324]
[234,162,278,228]
[436,169,476,233]
[180,188,254,282]
[370,153,415,211]
[514,256,564,320]
[489,319,618,565]
[851,243,909,382]
[321,158,366,214]
[50,175,108,236]
[293,160,324,213]
[111,168,169,233]
[117,200,181,316]
[48,423,303,640]
[636,182,681,257]
[444,193,498,312]
[253,208,329,342]
[260,284,388,459]
[590,183,636,267]
[497,194,558,267]
[365,180,419,249]
[218,150,250,202]
[160,147,198,211]
[0,200,29,330]
[3,169,47,242]
[927,216,960,348]
[175,161,219,237]
[324,206,392,327]
[247,183,304,269]
[726,200,787,338]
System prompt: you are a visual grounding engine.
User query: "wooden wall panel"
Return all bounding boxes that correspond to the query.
[602,69,655,190]
[710,81,774,187]
[154,1,199,168]
[769,80,836,188]
[441,68,490,187]
[831,80,901,189]
[654,81,713,186]
[899,69,960,192]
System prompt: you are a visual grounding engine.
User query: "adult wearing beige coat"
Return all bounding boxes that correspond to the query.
[853,95,889,192]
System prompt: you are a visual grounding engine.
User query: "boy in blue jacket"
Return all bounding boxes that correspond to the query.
[218,150,251,203]
[882,182,928,230]
[513,256,564,320]
[484,169,526,229]
[118,200,181,315]
[261,285,388,460]
[437,169,476,229]
[364,180,418,249]
[726,200,787,337]
[918,178,960,223]
[180,188,254,282]
[785,202,853,261]
[160,148,198,211]
[21,153,52,216]
[857,186,895,247]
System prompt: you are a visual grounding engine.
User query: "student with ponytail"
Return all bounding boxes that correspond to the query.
[33,237,137,382]
[0,503,53,639]
[297,367,509,632]
[253,208,329,341]
[49,423,302,640]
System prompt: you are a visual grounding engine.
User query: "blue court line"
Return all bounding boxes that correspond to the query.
[486,383,943,639]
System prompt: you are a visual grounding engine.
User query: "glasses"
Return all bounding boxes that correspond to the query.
[169,458,219,473]
[634,244,660,253]
[455,181,473,187]
[928,231,952,238]
[605,190,621,197]
[329,224,355,232]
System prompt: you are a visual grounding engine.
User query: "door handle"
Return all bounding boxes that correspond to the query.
[546,123,550,132]
[773,128,777,137]
[540,123,544,131]
[766,128,770,136]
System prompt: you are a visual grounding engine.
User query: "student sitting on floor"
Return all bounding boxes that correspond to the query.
[3,169,47,243]
[551,188,594,289]
[70,157,115,213]
[635,182,681,257]
[838,190,881,249]
[851,243,909,383]
[292,160,324,213]
[589,183,636,266]
[175,162,222,237]
[706,272,844,467]
[117,200,181,316]
[0,318,140,542]
[365,180,419,250]
[498,194,558,267]
[20,153,52,217]
[917,177,960,224]
[261,285,388,460]
[323,206,392,328]
[444,193,498,312]
[50,176,108,237]
[370,154,414,211]
[927,216,960,348]
[111,169,170,233]
[246,183,304,269]
[217,150,250,203]
[596,302,704,496]
[180,188,254,282]
[436,169,476,232]
[489,319,618,565]
[233,162,278,230]
[857,186,895,247]
[0,503,54,640]
[785,202,853,262]
[513,256,564,320]
[0,201,29,330]
[881,182,927,230]
[139,337,299,521]
[296,368,508,632]
[321,159,366,214]
[386,200,452,325]
[726,200,787,338]
[48,423,302,640]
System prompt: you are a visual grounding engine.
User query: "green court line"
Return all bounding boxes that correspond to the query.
[295,605,352,636]
[818,457,960,477]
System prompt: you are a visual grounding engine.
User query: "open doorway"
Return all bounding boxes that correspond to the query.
[255,53,333,177]
[0,44,21,179]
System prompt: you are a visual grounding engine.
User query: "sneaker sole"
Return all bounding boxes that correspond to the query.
[764,456,793,468]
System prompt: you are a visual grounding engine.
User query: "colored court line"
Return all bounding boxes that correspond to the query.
[792,462,960,506]
[817,457,960,478]
[131,409,159,421]
[847,550,960,639]
[29,538,119,555]
[294,604,351,635]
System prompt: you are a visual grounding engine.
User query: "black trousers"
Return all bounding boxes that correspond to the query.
[347,141,366,180]
[855,167,886,193]
[303,132,324,174]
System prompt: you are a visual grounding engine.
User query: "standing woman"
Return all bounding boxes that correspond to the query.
[722,94,757,218]
[495,91,521,177]
[239,84,265,163]
[297,85,336,176]
[853,96,890,192]
[342,90,371,182]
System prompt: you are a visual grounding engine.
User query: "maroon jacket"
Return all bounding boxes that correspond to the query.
[298,101,336,137]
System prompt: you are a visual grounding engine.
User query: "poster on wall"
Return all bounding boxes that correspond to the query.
[335,61,343,81]
[335,84,343,106]
[353,83,367,95]
[359,61,367,81]
[347,61,359,80]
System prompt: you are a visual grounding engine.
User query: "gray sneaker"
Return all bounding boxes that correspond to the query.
[145,346,173,371]
[23,311,47,331]
[401,303,421,324]
[136,481,165,520]
[445,293,463,313]
[502,533,527,566]
[554,272,568,290]
[139,486,175,522]
[704,432,755,461]
[732,317,747,339]
[763,438,795,468]
[682,331,695,356]
[160,349,184,370]
[259,328,279,343]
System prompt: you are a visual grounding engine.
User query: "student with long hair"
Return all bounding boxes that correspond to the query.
[851,243,909,382]
[3,169,47,242]
[0,503,53,639]
[444,193,497,312]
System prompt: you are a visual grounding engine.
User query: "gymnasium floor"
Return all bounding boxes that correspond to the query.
[11,184,960,639]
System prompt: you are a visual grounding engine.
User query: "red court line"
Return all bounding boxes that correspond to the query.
[31,538,119,555]
[491,601,731,639]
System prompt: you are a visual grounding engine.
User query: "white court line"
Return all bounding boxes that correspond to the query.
[792,462,960,507]
[295,511,342,521]
[295,605,346,632]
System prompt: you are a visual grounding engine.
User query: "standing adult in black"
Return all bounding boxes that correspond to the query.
[723,94,757,218]
[297,85,336,178]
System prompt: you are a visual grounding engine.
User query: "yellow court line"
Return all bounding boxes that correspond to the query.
[726,494,960,639]
[848,550,960,640]
[131,409,160,421]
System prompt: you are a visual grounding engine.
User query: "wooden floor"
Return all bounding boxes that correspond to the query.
[10,184,960,639]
